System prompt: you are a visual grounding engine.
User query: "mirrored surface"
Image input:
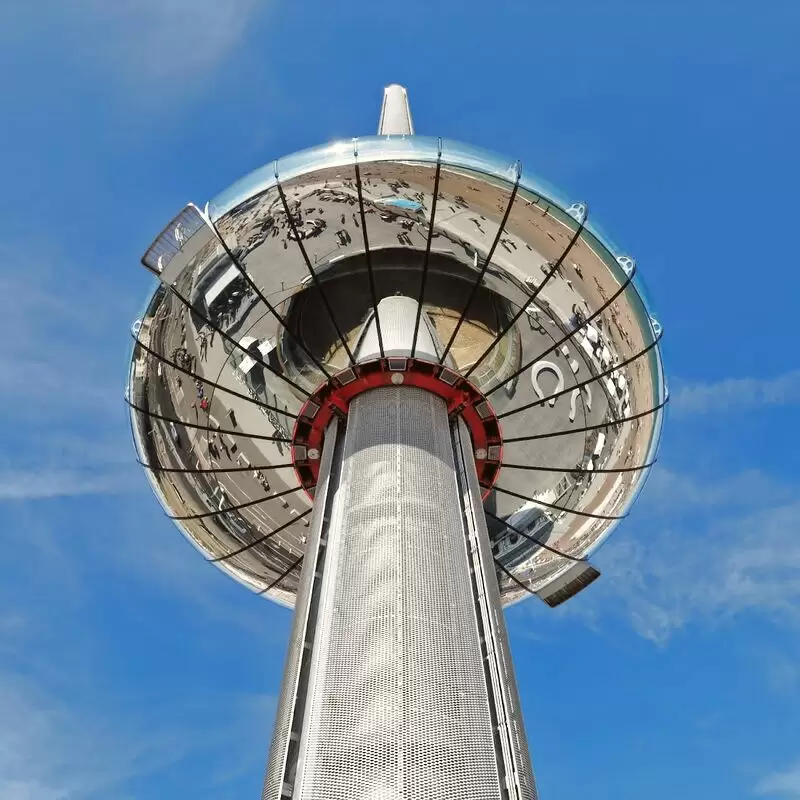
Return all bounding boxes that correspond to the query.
[129,136,665,607]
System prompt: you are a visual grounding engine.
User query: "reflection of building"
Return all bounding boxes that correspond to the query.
[492,503,554,568]
[129,85,667,800]
[190,252,255,327]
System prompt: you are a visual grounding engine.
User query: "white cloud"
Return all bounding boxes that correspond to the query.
[755,760,800,797]
[562,467,800,643]
[0,254,128,423]
[615,514,800,641]
[0,468,138,501]
[83,0,267,82]
[6,0,271,96]
[0,247,289,635]
[0,673,172,800]
[642,466,795,512]
[0,252,135,501]
[0,669,274,800]
[672,370,800,416]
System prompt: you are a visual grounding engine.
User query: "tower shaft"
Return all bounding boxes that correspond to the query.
[263,299,536,800]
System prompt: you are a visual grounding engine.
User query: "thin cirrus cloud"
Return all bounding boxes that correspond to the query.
[0,674,173,800]
[604,499,800,643]
[574,370,800,643]
[83,0,269,81]
[5,0,272,92]
[552,467,800,644]
[0,253,129,422]
[0,255,138,500]
[671,370,800,416]
[641,466,795,513]
[0,468,138,502]
[755,760,800,798]
[0,668,275,800]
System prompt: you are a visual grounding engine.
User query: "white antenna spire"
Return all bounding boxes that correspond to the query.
[377,84,414,135]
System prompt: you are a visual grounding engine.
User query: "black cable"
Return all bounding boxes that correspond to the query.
[165,283,311,398]
[439,164,521,364]
[170,486,302,521]
[210,509,313,563]
[485,269,636,399]
[485,509,582,561]
[126,399,291,443]
[497,332,663,421]
[130,333,298,416]
[257,555,304,596]
[137,459,294,475]
[411,140,443,358]
[197,304,295,505]
[500,460,656,476]
[206,214,335,381]
[275,178,356,366]
[503,396,668,443]
[353,148,384,358]
[463,208,586,380]
[494,558,540,597]
[491,484,627,521]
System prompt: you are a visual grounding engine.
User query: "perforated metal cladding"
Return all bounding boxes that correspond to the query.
[262,421,341,800]
[490,603,537,800]
[295,387,503,800]
[454,420,538,800]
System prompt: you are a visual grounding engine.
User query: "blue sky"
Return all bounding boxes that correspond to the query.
[1,1,799,797]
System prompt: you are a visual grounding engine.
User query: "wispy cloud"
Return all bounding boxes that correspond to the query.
[542,364,800,644]
[0,468,138,501]
[0,246,292,636]
[0,253,127,421]
[0,669,176,800]
[755,760,800,798]
[0,668,273,800]
[642,466,795,512]
[559,467,800,643]
[0,250,134,501]
[5,0,272,98]
[81,0,268,83]
[672,370,800,416]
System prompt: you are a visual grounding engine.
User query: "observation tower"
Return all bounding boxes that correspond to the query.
[128,84,666,800]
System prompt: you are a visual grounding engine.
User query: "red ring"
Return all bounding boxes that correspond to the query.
[291,357,502,500]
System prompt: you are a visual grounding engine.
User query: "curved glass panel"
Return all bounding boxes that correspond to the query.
[137,134,666,608]
[211,136,573,222]
[354,134,442,165]
[584,218,661,336]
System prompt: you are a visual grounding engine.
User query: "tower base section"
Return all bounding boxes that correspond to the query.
[264,296,536,800]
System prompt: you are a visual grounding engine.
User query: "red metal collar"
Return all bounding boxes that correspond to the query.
[292,357,502,499]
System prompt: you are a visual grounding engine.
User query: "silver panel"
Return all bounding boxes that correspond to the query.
[262,419,341,800]
[455,419,537,800]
